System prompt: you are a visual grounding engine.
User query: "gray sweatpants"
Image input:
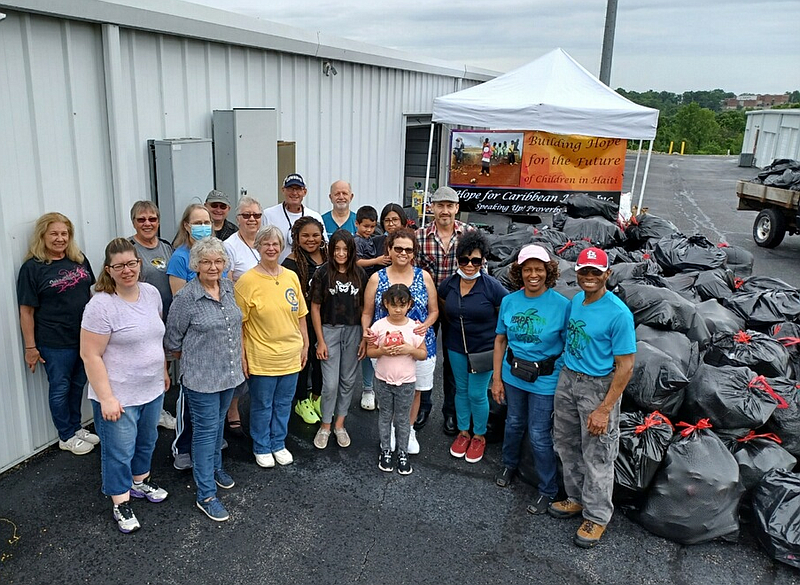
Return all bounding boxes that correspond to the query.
[553,367,620,526]
[319,324,362,424]
[375,378,414,452]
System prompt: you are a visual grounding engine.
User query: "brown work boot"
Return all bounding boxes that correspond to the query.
[547,498,583,519]
[574,519,606,548]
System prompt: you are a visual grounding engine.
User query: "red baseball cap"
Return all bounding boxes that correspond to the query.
[574,247,609,272]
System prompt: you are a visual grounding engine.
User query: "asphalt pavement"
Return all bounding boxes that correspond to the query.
[1,153,799,585]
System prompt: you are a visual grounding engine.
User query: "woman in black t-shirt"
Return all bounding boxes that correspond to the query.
[17,212,97,455]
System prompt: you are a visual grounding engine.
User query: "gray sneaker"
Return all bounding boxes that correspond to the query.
[130,479,168,503]
[113,502,140,533]
[59,435,93,455]
[173,452,193,470]
[74,428,100,445]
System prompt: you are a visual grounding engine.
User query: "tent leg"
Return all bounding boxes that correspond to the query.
[636,140,654,213]
[630,139,643,196]
[421,122,435,228]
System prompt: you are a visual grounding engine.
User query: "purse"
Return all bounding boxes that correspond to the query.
[506,348,557,383]
[458,295,494,374]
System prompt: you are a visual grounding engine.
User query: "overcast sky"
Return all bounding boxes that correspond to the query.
[187,0,799,95]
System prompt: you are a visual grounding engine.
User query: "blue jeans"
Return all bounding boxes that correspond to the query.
[91,394,163,497]
[448,350,491,435]
[501,382,558,498]
[39,346,87,441]
[185,386,235,501]
[249,373,298,454]
[361,357,374,390]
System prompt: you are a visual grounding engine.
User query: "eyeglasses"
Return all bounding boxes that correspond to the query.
[109,260,140,272]
[577,267,604,277]
[238,213,263,220]
[198,259,226,268]
[384,217,402,224]
[392,246,414,255]
[189,220,212,226]
[135,216,159,224]
[208,202,229,210]
[458,256,483,267]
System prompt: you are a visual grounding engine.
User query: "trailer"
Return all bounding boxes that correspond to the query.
[736,180,800,247]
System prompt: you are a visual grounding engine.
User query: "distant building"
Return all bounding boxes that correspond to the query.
[723,93,790,110]
[741,109,800,167]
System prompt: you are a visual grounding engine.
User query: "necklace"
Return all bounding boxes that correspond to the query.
[258,263,281,285]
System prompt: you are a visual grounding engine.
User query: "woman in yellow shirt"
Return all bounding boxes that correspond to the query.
[235,225,309,469]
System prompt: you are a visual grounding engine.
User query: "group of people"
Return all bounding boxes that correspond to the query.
[17,176,635,548]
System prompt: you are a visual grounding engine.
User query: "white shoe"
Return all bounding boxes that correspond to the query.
[59,436,94,455]
[360,390,376,411]
[390,423,396,452]
[255,453,275,468]
[407,426,420,455]
[273,448,294,465]
[158,409,176,430]
[74,428,100,445]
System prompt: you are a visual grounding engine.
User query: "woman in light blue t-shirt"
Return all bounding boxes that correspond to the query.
[492,244,570,514]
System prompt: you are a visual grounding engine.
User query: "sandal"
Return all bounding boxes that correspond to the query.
[226,418,245,438]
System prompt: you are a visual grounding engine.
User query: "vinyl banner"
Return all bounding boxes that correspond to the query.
[448,129,626,215]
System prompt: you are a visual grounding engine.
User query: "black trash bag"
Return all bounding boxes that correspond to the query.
[652,233,728,275]
[635,325,701,379]
[564,192,619,222]
[606,247,636,264]
[616,411,674,492]
[735,275,799,294]
[683,364,780,430]
[763,377,800,458]
[704,330,792,378]
[769,322,800,379]
[694,268,736,302]
[717,243,754,278]
[551,209,568,231]
[606,261,662,290]
[663,272,701,303]
[724,290,800,332]
[694,300,746,337]
[729,431,797,491]
[614,282,711,347]
[624,214,681,250]
[490,263,517,293]
[529,227,569,252]
[636,419,743,545]
[562,216,624,249]
[623,342,689,418]
[751,469,800,568]
[553,239,592,263]
[487,226,537,263]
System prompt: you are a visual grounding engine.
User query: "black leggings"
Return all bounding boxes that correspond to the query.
[295,325,322,401]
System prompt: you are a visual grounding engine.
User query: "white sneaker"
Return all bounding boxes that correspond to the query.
[407,426,420,455]
[390,423,396,452]
[255,453,275,468]
[59,435,94,455]
[74,428,100,445]
[273,448,294,465]
[158,409,176,430]
[360,389,376,411]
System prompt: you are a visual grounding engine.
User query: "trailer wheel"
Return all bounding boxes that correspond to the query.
[753,208,786,248]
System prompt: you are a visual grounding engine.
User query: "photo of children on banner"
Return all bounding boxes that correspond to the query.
[449,130,524,188]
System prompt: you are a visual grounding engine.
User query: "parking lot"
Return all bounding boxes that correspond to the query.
[1,153,799,585]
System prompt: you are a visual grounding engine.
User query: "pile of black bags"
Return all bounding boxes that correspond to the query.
[479,194,800,562]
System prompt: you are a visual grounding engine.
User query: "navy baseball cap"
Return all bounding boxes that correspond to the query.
[283,174,306,189]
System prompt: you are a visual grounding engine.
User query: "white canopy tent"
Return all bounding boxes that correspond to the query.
[424,48,660,222]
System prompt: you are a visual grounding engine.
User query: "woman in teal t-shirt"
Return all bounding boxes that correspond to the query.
[491,244,570,513]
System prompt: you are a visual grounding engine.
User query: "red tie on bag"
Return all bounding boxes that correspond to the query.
[676,418,713,437]
[635,411,674,435]
[736,430,783,444]
[733,330,752,344]
[748,375,790,409]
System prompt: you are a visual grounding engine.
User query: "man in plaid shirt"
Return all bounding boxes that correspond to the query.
[415,186,474,435]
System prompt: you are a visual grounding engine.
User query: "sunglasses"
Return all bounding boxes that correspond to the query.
[577,267,604,277]
[458,256,483,267]
[208,202,229,209]
[135,216,159,224]
[392,246,414,255]
[238,212,263,220]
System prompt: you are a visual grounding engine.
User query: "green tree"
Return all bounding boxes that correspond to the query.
[673,103,721,154]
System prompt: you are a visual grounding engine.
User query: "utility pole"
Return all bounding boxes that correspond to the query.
[599,0,618,86]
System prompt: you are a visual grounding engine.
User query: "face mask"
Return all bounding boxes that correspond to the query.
[457,268,481,281]
[191,225,213,240]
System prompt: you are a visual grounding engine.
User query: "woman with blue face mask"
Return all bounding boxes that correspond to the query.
[166,203,226,471]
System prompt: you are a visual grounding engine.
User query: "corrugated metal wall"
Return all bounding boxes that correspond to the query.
[0,6,481,471]
[744,110,800,167]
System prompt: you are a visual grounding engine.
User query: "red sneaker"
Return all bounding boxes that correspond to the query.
[465,436,486,463]
[449,434,470,458]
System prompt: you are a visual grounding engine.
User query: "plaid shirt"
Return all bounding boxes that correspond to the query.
[415,220,474,287]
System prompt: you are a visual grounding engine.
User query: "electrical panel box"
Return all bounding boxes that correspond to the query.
[148,138,214,243]
[213,108,279,208]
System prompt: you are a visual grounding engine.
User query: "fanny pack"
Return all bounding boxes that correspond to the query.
[506,348,557,383]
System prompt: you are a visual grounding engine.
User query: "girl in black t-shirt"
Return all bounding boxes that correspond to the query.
[309,230,366,449]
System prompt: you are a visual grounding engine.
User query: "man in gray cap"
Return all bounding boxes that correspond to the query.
[415,186,474,435]
[205,190,238,241]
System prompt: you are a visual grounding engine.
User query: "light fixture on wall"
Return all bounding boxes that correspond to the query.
[322,61,337,77]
